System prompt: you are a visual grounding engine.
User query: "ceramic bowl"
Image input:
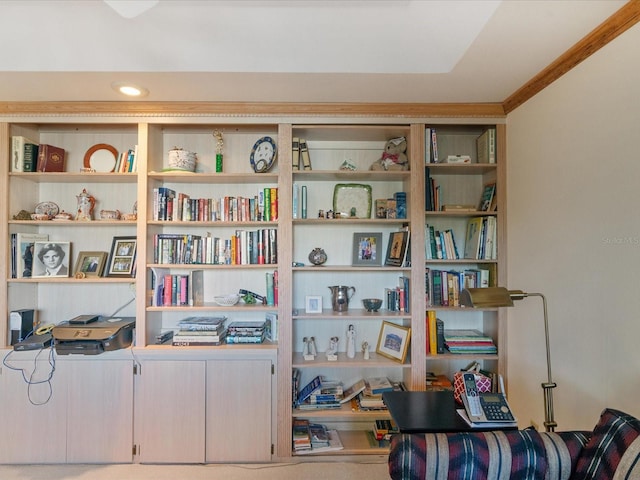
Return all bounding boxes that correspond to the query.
[31,213,50,221]
[362,298,383,312]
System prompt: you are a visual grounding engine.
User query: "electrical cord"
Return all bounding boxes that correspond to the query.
[2,343,56,406]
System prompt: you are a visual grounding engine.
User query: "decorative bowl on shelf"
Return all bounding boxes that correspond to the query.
[362,298,383,312]
[213,294,241,307]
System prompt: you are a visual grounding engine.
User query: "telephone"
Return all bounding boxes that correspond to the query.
[461,372,516,423]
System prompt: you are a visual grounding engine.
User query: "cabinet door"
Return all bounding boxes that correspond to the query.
[134,360,206,463]
[206,359,272,462]
[63,359,134,463]
[0,356,67,463]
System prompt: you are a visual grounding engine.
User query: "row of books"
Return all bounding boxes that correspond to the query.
[152,187,278,222]
[425,268,491,308]
[293,376,398,411]
[375,192,407,220]
[426,311,445,355]
[384,275,410,313]
[152,228,277,265]
[166,315,277,346]
[11,136,66,173]
[291,137,312,171]
[424,127,496,165]
[151,268,203,307]
[425,225,460,260]
[425,216,497,261]
[464,216,497,260]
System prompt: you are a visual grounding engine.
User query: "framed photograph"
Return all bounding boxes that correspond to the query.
[74,251,108,277]
[352,232,383,266]
[32,241,71,278]
[376,321,411,363]
[305,295,323,314]
[106,236,137,277]
[385,230,410,267]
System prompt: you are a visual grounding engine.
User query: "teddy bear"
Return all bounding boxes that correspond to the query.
[370,136,409,171]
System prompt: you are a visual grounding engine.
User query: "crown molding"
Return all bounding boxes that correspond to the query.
[503,0,640,114]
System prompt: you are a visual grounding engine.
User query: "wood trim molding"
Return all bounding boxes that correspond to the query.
[503,0,640,114]
[0,101,505,119]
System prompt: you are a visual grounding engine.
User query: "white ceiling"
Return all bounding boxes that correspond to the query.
[0,0,627,103]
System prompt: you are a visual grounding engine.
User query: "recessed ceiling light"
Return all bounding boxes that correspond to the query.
[111,82,149,97]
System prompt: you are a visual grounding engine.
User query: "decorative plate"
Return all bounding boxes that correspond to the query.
[83,143,118,172]
[34,201,60,218]
[250,136,277,173]
[333,183,372,219]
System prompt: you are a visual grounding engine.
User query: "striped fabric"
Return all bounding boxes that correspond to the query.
[389,429,591,480]
[571,408,640,480]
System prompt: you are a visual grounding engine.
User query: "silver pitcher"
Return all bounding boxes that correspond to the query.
[329,285,356,312]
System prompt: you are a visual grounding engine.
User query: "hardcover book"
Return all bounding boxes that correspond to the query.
[11,135,38,172]
[36,144,66,172]
[15,232,49,278]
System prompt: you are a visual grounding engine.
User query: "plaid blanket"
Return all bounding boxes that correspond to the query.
[389,429,591,480]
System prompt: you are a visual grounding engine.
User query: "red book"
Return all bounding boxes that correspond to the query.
[37,144,66,172]
[163,275,173,306]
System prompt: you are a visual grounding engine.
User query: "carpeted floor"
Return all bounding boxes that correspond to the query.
[0,461,390,480]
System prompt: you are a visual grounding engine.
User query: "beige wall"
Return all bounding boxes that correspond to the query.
[506,22,640,430]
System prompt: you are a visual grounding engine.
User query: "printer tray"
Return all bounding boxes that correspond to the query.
[55,341,104,355]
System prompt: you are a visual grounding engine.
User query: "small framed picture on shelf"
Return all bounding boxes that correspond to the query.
[32,241,71,278]
[305,295,323,314]
[106,236,137,277]
[376,321,411,363]
[384,230,410,267]
[352,232,383,266]
[74,251,108,277]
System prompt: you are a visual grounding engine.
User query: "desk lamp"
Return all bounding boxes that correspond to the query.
[459,287,557,432]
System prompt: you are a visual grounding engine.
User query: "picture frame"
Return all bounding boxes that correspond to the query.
[384,230,410,267]
[305,295,323,314]
[106,236,137,277]
[376,321,411,363]
[74,251,108,277]
[352,232,383,266]
[32,241,71,278]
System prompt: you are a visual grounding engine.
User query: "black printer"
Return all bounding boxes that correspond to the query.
[52,317,135,355]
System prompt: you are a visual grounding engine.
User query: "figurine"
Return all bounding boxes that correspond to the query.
[308,336,317,356]
[346,324,356,359]
[327,336,339,358]
[362,341,370,360]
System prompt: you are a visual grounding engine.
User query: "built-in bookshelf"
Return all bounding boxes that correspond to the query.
[423,124,506,388]
[0,110,506,463]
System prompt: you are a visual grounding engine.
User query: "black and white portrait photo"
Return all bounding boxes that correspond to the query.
[32,242,71,278]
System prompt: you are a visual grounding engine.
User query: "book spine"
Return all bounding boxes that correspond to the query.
[292,137,300,170]
[266,272,275,306]
[23,143,39,172]
[300,138,311,170]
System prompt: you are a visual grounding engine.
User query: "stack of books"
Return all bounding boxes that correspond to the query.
[292,419,312,452]
[425,372,453,391]
[225,320,267,344]
[296,375,342,410]
[373,418,399,441]
[172,316,227,346]
[354,377,402,410]
[444,329,497,354]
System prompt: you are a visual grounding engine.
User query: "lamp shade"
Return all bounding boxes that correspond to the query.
[459,287,525,308]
